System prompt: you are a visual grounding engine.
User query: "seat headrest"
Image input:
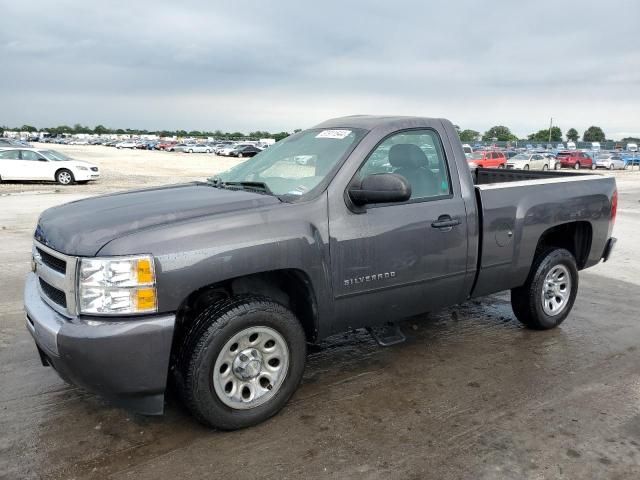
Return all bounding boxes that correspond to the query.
[389,144,428,169]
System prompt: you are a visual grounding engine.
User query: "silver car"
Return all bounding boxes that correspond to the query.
[595,153,625,170]
[506,153,550,171]
[183,144,212,153]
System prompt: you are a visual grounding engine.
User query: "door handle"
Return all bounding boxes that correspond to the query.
[431,215,460,229]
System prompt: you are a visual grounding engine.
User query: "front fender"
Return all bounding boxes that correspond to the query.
[97,196,334,336]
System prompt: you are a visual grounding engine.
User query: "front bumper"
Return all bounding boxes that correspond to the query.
[74,170,100,181]
[24,272,175,415]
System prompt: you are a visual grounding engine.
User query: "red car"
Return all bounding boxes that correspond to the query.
[556,151,595,170]
[157,141,177,151]
[467,151,507,168]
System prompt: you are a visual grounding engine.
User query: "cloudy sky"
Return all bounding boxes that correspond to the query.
[2,0,639,139]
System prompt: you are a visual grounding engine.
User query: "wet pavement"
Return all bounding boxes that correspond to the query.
[1,176,640,479]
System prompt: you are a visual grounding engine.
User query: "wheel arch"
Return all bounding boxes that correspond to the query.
[172,268,320,353]
[534,221,593,270]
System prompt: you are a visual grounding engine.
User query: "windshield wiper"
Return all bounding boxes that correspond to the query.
[207,176,275,197]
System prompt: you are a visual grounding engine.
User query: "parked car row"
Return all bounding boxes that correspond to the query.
[467,147,636,171]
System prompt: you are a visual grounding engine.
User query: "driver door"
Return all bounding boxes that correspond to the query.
[327,128,469,333]
[19,150,53,180]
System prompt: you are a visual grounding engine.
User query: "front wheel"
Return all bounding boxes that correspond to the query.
[523,164,530,170]
[591,163,597,170]
[542,164,548,171]
[188,149,193,153]
[555,162,561,170]
[511,248,578,330]
[177,296,307,430]
[609,164,614,170]
[574,162,580,170]
[499,164,505,169]
[56,169,74,185]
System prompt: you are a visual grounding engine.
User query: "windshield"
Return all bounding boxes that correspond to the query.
[511,154,530,160]
[41,150,72,161]
[469,152,484,160]
[214,128,366,198]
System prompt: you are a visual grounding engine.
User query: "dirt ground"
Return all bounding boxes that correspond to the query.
[1,145,640,479]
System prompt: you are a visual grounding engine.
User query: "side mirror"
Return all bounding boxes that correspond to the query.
[348,173,411,206]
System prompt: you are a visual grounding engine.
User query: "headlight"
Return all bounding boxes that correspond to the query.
[75,166,88,170]
[78,255,157,314]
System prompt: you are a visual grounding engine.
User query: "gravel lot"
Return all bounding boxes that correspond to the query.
[1,146,640,479]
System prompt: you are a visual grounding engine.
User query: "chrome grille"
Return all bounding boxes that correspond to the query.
[33,240,78,317]
[36,247,66,274]
[39,278,67,307]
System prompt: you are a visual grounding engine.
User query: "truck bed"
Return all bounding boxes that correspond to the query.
[470,168,616,298]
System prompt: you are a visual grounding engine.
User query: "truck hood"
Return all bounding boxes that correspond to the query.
[35,182,281,256]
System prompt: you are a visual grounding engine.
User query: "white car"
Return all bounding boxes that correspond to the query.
[0,148,100,185]
[115,141,137,149]
[506,153,550,171]
[595,153,625,170]
[184,144,212,153]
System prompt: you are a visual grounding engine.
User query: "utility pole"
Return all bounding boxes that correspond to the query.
[548,117,553,144]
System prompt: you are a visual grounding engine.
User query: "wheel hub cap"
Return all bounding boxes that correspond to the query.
[213,326,289,410]
[541,265,571,316]
[232,348,263,380]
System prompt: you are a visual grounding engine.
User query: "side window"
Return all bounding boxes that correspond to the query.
[20,150,44,161]
[0,150,20,160]
[356,129,451,201]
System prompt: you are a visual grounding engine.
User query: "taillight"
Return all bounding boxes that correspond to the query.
[611,189,618,225]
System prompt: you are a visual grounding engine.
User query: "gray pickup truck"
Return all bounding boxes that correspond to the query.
[25,116,617,430]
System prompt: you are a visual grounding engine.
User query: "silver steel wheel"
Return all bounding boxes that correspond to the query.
[541,265,571,316]
[57,171,72,184]
[213,326,289,410]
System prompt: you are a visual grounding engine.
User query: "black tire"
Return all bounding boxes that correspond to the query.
[511,248,579,330]
[523,164,530,170]
[555,162,561,170]
[542,164,548,171]
[591,163,597,170]
[574,162,580,170]
[609,164,614,170]
[55,169,75,185]
[177,296,307,430]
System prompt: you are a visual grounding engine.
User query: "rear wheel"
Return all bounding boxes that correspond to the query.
[574,162,580,170]
[499,164,505,169]
[591,163,597,170]
[177,296,307,430]
[555,162,561,170]
[542,164,548,171]
[609,164,614,170]
[238,153,243,158]
[56,169,74,185]
[511,248,578,330]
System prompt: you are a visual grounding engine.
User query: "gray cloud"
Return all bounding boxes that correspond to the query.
[1,0,639,138]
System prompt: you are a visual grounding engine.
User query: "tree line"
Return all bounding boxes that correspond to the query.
[3,122,638,145]
[456,125,633,144]
[0,124,301,142]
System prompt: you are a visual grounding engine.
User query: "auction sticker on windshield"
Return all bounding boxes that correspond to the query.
[316,129,352,139]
